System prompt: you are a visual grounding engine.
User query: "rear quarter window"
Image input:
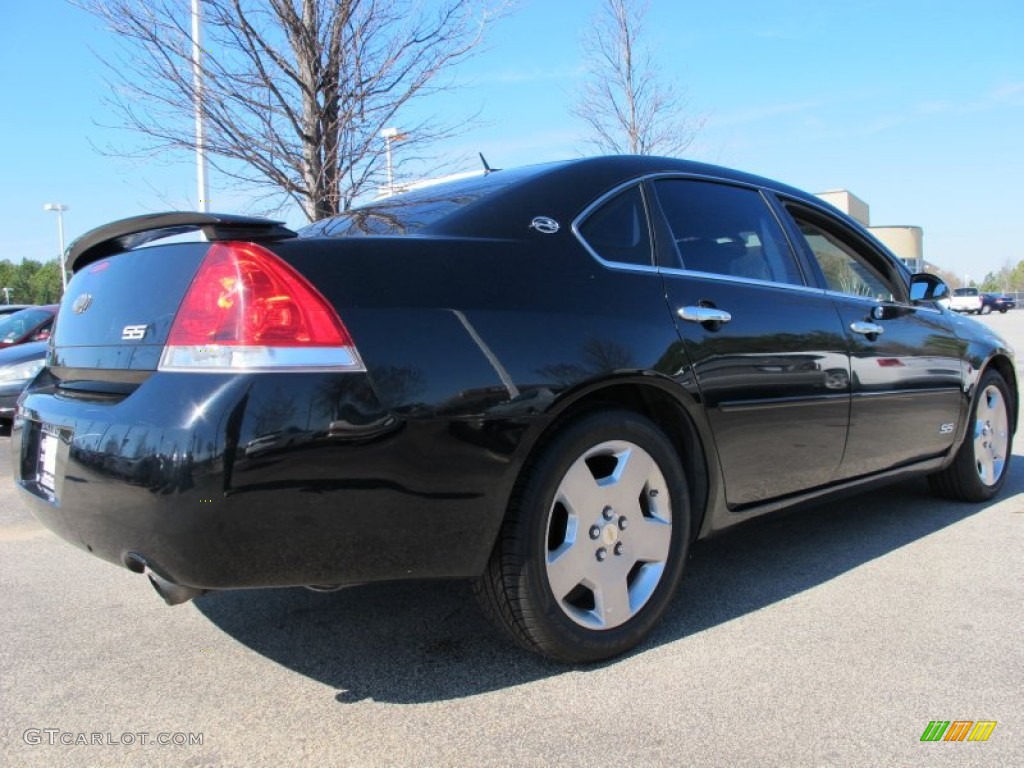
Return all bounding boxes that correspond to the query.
[576,185,654,267]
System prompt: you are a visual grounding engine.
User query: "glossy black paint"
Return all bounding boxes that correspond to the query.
[17,368,519,587]
[66,212,295,271]
[11,155,1018,593]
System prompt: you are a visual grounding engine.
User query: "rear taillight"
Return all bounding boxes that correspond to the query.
[159,241,364,372]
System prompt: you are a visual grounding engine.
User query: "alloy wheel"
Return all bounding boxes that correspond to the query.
[974,384,1009,486]
[544,440,672,630]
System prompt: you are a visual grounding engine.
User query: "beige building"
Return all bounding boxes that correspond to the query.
[815,189,924,273]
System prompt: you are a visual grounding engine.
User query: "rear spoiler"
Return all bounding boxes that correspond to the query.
[66,212,297,272]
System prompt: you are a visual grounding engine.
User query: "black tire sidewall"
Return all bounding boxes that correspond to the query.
[515,410,691,663]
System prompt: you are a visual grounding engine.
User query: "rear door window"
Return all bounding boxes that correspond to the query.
[653,179,805,286]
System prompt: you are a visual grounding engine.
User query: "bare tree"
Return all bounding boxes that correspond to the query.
[925,263,967,289]
[573,0,702,156]
[76,0,509,220]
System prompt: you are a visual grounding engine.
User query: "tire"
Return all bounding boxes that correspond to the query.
[929,369,1013,501]
[1000,309,1008,314]
[473,409,691,663]
[981,305,992,315]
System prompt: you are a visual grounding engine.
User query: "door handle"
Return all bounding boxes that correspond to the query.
[678,306,732,324]
[849,321,884,336]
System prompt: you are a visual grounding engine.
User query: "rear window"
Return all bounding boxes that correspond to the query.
[953,288,979,297]
[302,165,553,237]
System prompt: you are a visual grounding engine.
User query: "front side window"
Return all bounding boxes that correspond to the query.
[653,180,804,286]
[790,213,895,301]
[577,185,653,267]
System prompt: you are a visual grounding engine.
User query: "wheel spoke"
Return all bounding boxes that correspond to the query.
[630,516,672,563]
[594,568,632,628]
[607,445,656,500]
[546,540,590,601]
[556,457,600,517]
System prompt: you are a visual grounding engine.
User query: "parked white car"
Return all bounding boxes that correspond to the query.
[941,287,983,314]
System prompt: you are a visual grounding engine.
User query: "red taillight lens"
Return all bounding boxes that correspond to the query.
[159,242,363,372]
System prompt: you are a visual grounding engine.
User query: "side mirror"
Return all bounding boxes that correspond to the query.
[909,272,949,303]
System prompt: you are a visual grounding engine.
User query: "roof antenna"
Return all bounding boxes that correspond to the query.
[479,152,499,174]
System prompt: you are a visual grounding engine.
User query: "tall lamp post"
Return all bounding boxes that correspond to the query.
[43,203,69,292]
[191,0,209,212]
[380,127,401,195]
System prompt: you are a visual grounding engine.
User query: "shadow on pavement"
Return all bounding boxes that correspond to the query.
[196,469,1021,704]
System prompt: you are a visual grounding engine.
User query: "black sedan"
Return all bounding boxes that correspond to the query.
[0,341,47,431]
[10,156,1016,663]
[981,293,1016,314]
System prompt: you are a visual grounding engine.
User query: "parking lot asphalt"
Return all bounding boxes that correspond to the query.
[1,312,1022,767]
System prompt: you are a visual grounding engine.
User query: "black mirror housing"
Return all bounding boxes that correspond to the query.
[910,272,950,303]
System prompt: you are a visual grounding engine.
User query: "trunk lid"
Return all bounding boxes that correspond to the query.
[53,243,208,371]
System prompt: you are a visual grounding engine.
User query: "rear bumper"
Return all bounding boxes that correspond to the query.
[12,370,517,590]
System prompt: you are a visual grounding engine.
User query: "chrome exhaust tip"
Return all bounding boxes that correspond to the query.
[124,551,210,605]
[146,568,209,606]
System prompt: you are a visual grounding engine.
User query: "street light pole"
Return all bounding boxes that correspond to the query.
[380,127,399,195]
[192,0,210,212]
[43,203,69,293]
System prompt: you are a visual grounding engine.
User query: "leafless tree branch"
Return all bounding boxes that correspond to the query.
[572,0,704,156]
[75,0,512,220]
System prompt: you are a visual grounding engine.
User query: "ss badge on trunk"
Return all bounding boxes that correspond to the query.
[122,324,148,341]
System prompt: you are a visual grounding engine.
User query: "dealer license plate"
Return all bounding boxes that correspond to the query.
[38,427,60,494]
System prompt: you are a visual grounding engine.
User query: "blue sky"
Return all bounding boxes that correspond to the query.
[1,0,1021,281]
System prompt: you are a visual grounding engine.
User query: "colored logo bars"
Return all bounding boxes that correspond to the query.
[920,721,997,742]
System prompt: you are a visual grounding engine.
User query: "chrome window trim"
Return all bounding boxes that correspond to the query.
[820,289,946,315]
[821,290,890,306]
[571,178,658,271]
[658,266,827,296]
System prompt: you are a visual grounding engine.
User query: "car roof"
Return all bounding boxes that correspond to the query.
[305,155,821,240]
